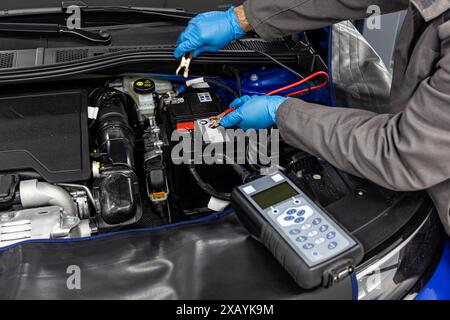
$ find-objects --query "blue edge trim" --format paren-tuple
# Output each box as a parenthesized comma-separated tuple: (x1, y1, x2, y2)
(0, 208, 234, 252)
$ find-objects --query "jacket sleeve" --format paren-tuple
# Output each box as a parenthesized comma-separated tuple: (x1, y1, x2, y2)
(243, 0, 408, 39)
(276, 23, 450, 192)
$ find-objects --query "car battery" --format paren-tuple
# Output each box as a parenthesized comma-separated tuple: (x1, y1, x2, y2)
(166, 89, 235, 155)
(167, 89, 226, 131)
(164, 89, 242, 216)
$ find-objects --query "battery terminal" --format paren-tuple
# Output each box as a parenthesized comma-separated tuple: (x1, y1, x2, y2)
(208, 107, 236, 129)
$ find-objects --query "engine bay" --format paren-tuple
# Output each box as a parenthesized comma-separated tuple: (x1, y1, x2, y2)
(0, 58, 432, 260)
(0, 62, 333, 244)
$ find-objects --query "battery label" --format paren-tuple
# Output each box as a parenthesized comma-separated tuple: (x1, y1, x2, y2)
(197, 92, 213, 103)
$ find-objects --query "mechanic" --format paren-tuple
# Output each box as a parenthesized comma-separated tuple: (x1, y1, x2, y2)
(174, 0, 450, 235)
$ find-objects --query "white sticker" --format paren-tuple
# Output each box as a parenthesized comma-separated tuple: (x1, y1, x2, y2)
(197, 92, 212, 103)
(271, 173, 284, 182)
(243, 185, 256, 194)
(185, 77, 211, 89)
(207, 197, 230, 212)
(87, 106, 99, 119)
(191, 82, 211, 89)
(186, 77, 205, 86)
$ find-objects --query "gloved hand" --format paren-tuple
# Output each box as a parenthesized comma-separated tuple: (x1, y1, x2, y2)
(174, 7, 247, 59)
(220, 95, 287, 130)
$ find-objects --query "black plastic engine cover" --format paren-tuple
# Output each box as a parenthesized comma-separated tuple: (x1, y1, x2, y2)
(0, 90, 90, 182)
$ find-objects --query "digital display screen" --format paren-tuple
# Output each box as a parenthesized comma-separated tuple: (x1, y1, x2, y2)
(251, 182, 299, 209)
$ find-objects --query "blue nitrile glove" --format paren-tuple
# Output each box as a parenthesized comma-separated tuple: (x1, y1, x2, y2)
(174, 6, 247, 58)
(220, 95, 287, 130)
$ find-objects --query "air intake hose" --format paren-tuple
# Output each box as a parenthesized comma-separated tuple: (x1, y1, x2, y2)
(94, 91, 135, 169)
(19, 179, 77, 216)
(92, 90, 142, 229)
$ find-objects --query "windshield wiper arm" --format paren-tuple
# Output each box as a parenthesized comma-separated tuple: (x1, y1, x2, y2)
(82, 6, 192, 19)
(0, 2, 193, 21)
(0, 2, 193, 44)
(0, 22, 111, 44)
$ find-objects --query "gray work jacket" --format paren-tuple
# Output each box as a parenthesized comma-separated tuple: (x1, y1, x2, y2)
(243, 0, 450, 234)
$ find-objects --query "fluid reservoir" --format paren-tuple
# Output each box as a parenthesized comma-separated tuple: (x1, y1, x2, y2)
(122, 77, 173, 122)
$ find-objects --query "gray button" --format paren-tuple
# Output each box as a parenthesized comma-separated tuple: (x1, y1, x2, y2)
(289, 228, 301, 235)
(326, 231, 336, 239)
(303, 243, 314, 250)
(328, 241, 338, 250)
(319, 225, 329, 232)
(296, 236, 307, 243)
(312, 218, 322, 225)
